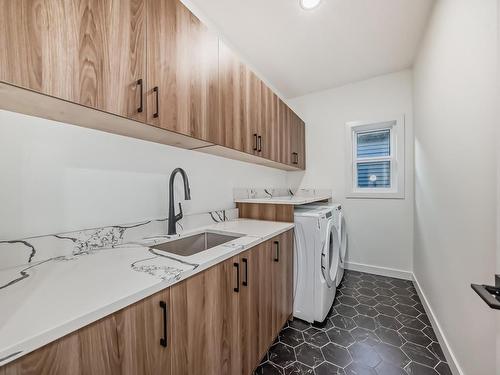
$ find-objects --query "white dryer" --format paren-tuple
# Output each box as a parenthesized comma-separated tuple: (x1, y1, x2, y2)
(293, 206, 340, 323)
(306, 203, 347, 286)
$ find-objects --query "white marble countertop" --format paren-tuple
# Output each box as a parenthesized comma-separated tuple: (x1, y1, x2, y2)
(0, 219, 294, 366)
(234, 194, 331, 205)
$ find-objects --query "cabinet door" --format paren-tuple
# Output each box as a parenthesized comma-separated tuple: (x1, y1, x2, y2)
(2, 315, 121, 375)
(0, 0, 146, 122)
(260, 84, 279, 161)
(297, 119, 306, 169)
(170, 257, 240, 375)
(116, 289, 170, 375)
(239, 246, 263, 374)
(147, 0, 219, 142)
(257, 240, 275, 360)
(271, 230, 294, 337)
(278, 99, 292, 165)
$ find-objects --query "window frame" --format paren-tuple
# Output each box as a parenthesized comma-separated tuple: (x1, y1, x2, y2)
(345, 116, 405, 199)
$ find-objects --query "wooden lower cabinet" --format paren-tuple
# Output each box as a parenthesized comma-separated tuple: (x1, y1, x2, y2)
(1, 230, 293, 375)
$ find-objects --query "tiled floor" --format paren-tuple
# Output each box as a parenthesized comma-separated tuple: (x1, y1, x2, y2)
(255, 270, 452, 375)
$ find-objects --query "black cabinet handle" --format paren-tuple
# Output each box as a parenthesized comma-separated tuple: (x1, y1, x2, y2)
(258, 135, 262, 152)
(234, 262, 240, 292)
(253, 133, 258, 151)
(292, 152, 298, 165)
(242, 258, 248, 286)
(137, 79, 143, 113)
(153, 86, 159, 118)
(159, 301, 167, 347)
(274, 241, 280, 262)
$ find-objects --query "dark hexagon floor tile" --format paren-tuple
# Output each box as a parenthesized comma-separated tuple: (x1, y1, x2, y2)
(427, 342, 445, 362)
(399, 327, 432, 347)
(342, 287, 361, 297)
(279, 327, 305, 348)
(342, 279, 361, 288)
(396, 314, 426, 330)
(375, 314, 403, 330)
(336, 303, 359, 318)
(327, 327, 356, 347)
(331, 314, 357, 330)
(375, 326, 405, 347)
(373, 295, 397, 306)
(314, 361, 345, 375)
(289, 319, 311, 332)
(254, 361, 283, 375)
(418, 314, 431, 327)
(356, 295, 379, 307)
(410, 294, 421, 303)
(358, 288, 377, 297)
(374, 304, 399, 317)
(413, 303, 426, 314)
(303, 327, 329, 347)
(355, 304, 378, 317)
(284, 362, 314, 375)
(421, 326, 437, 341)
(351, 327, 381, 346)
(392, 287, 412, 296)
(405, 361, 438, 375)
(375, 287, 395, 297)
(374, 342, 410, 367)
(344, 362, 377, 375)
(374, 360, 407, 375)
(321, 342, 352, 367)
(401, 342, 439, 368)
(295, 342, 324, 368)
(353, 315, 376, 331)
(390, 278, 412, 288)
(348, 342, 382, 368)
(358, 281, 377, 289)
(392, 295, 417, 306)
(374, 281, 394, 289)
(269, 342, 297, 368)
(395, 304, 420, 317)
(339, 295, 359, 306)
(435, 362, 452, 375)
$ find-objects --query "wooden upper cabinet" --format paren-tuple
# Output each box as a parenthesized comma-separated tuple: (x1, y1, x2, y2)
(0, 0, 147, 122)
(218, 41, 261, 155)
(278, 99, 291, 165)
(116, 288, 171, 375)
(146, 0, 219, 142)
(260, 83, 279, 161)
(289, 110, 306, 169)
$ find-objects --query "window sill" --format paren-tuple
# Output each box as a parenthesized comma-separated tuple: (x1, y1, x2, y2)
(346, 191, 405, 200)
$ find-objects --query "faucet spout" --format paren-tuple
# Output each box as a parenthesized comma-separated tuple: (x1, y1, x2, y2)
(168, 168, 191, 235)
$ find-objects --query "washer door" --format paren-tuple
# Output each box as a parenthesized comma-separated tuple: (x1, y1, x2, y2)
(321, 219, 340, 288)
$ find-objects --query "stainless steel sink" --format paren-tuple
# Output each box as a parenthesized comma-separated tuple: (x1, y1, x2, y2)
(151, 231, 242, 257)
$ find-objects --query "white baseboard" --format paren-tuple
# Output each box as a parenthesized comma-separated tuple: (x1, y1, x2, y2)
(412, 274, 463, 375)
(345, 261, 413, 280)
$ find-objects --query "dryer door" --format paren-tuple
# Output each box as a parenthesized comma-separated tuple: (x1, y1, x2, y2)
(321, 219, 340, 288)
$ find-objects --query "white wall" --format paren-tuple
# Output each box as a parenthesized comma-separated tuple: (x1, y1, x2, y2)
(413, 0, 497, 374)
(287, 70, 414, 278)
(0, 110, 287, 240)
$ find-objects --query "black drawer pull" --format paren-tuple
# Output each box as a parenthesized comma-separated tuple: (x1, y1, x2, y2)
(159, 301, 167, 347)
(274, 241, 280, 262)
(257, 135, 262, 152)
(137, 79, 143, 113)
(253, 133, 258, 151)
(242, 258, 248, 286)
(153, 86, 159, 118)
(234, 262, 240, 292)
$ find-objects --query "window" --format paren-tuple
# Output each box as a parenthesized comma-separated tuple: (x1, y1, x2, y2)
(346, 117, 405, 199)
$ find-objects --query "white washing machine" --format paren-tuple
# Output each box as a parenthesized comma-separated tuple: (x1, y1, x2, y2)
(306, 203, 347, 286)
(293, 206, 340, 323)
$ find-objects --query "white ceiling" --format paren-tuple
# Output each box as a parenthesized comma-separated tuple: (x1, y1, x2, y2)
(186, 0, 435, 98)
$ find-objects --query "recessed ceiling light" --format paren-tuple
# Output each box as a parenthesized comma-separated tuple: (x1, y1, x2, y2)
(299, 0, 322, 10)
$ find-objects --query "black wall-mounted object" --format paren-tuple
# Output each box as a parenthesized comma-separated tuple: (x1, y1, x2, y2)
(471, 274, 500, 310)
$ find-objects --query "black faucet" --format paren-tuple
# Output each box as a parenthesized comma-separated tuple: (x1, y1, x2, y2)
(168, 168, 191, 235)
